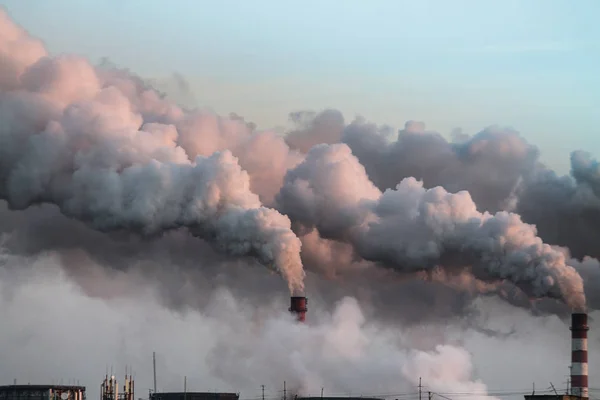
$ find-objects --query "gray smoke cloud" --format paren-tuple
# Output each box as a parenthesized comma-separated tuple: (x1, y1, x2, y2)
(0, 9, 304, 295)
(0, 200, 504, 327)
(0, 245, 591, 399)
(278, 109, 600, 313)
(3, 7, 600, 398)
(342, 120, 538, 213)
(514, 151, 600, 262)
(276, 143, 585, 311)
(1, 4, 600, 327)
(283, 112, 537, 213)
(285, 110, 345, 154)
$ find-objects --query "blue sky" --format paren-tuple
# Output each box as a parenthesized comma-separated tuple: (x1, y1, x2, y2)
(2, 0, 600, 173)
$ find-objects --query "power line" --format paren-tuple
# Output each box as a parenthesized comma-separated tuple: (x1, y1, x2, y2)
(429, 392, 453, 400)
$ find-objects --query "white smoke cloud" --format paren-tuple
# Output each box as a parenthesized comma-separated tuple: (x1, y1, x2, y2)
(0, 245, 578, 400)
(514, 151, 600, 264)
(1, 6, 597, 312)
(0, 8, 305, 295)
(3, 8, 600, 400)
(0, 8, 47, 91)
(277, 144, 585, 310)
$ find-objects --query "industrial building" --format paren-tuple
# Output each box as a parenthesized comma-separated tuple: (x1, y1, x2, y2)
(100, 374, 134, 400)
(296, 397, 383, 400)
(149, 393, 239, 400)
(524, 396, 587, 400)
(0, 385, 85, 400)
(0, 309, 590, 400)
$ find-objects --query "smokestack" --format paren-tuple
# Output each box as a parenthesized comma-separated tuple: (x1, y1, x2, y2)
(289, 296, 308, 322)
(570, 313, 589, 398)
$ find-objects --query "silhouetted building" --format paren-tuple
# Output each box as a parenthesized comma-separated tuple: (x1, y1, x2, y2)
(297, 397, 383, 400)
(0, 385, 85, 400)
(525, 395, 586, 400)
(150, 393, 239, 400)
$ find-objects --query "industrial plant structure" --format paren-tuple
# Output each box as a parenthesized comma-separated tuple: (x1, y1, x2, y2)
(150, 393, 239, 400)
(525, 395, 587, 400)
(0, 310, 590, 400)
(0, 385, 85, 400)
(100, 374, 134, 400)
(296, 397, 382, 400)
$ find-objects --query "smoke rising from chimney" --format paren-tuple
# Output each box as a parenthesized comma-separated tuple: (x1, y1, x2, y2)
(2, 8, 600, 314)
(0, 9, 305, 296)
(276, 144, 586, 311)
(4, 8, 600, 397)
(0, 249, 530, 399)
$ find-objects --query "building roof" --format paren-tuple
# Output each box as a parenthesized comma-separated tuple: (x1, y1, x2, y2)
(152, 393, 238, 396)
(297, 397, 384, 400)
(151, 393, 239, 399)
(0, 385, 85, 391)
(524, 395, 586, 400)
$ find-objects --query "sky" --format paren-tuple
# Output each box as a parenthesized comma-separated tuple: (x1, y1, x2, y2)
(2, 0, 600, 172)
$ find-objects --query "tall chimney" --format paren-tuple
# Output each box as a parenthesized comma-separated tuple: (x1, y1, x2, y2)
(571, 313, 589, 398)
(289, 296, 307, 322)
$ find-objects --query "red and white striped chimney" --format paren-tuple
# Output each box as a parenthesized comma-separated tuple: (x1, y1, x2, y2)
(571, 313, 589, 398)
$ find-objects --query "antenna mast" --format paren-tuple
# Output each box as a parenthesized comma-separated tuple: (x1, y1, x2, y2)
(153, 352, 157, 395)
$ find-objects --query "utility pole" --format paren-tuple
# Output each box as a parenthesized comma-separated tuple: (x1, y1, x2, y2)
(283, 381, 286, 400)
(184, 376, 187, 400)
(320, 388, 324, 399)
(261, 385, 265, 400)
(419, 377, 422, 400)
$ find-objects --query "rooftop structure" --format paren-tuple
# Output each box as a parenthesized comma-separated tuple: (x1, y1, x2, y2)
(150, 392, 239, 400)
(0, 385, 86, 400)
(101, 374, 134, 400)
(524, 395, 585, 400)
(296, 397, 383, 400)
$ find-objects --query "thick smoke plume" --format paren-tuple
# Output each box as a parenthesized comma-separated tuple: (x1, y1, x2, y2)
(285, 115, 538, 213)
(0, 9, 304, 295)
(4, 6, 600, 398)
(276, 144, 585, 310)
(0, 246, 590, 399)
(514, 151, 600, 262)
(280, 110, 600, 312)
(0, 200, 523, 327)
(2, 7, 600, 316)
